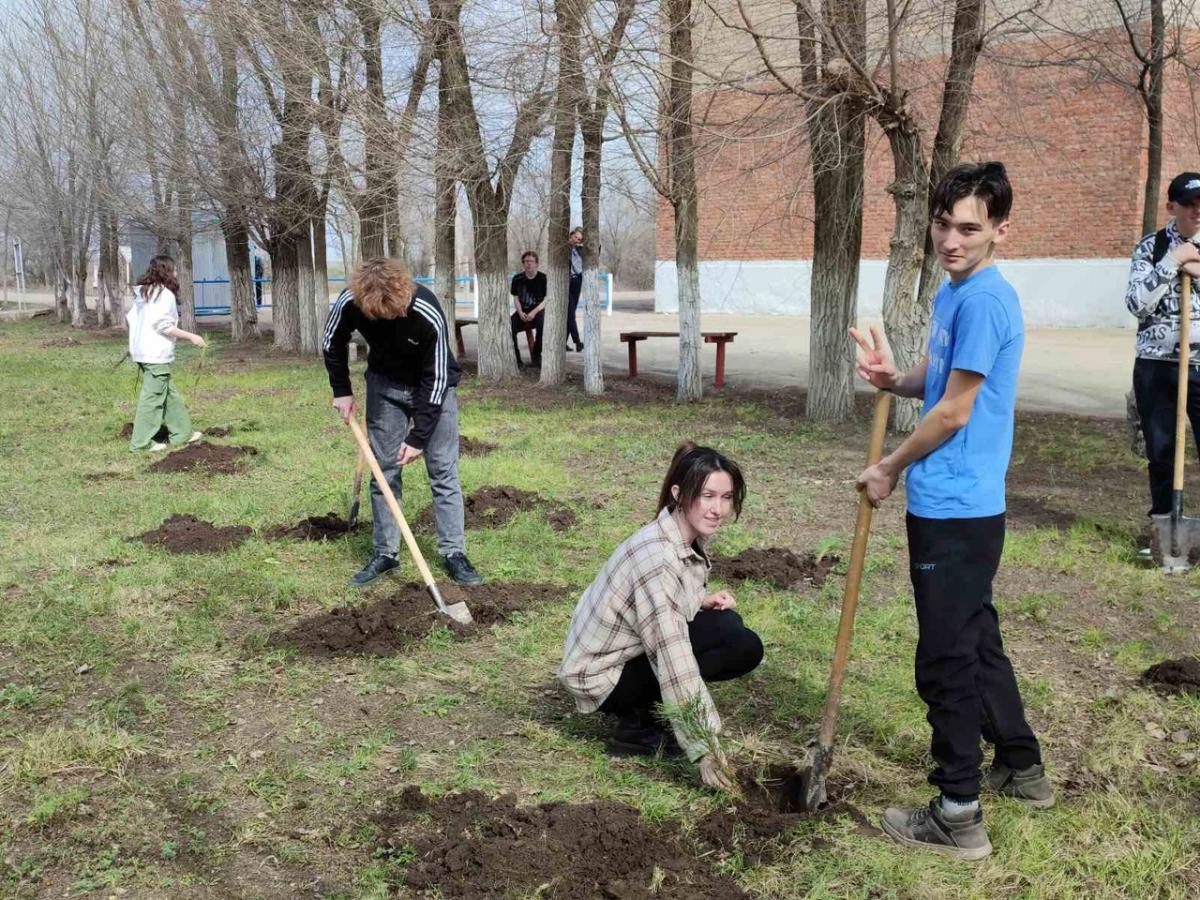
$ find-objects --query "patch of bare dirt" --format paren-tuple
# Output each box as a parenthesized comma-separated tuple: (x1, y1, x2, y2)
(711, 548, 839, 590)
(134, 514, 252, 554)
(418, 485, 576, 532)
(147, 442, 257, 475)
(42, 337, 81, 348)
(546, 507, 577, 531)
(459, 435, 497, 456)
(372, 786, 747, 899)
(695, 765, 879, 865)
(267, 582, 563, 657)
(1143, 657, 1200, 695)
(264, 514, 358, 541)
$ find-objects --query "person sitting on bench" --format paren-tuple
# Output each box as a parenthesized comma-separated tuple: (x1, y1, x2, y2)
(559, 442, 763, 790)
(510, 250, 546, 368)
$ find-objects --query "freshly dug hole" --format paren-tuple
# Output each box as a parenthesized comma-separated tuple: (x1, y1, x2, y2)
(265, 514, 358, 541)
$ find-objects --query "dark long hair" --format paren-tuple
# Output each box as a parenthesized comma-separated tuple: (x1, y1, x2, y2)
(135, 254, 180, 302)
(656, 442, 746, 519)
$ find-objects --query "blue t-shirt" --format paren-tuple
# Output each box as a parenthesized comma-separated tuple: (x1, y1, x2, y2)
(906, 265, 1024, 519)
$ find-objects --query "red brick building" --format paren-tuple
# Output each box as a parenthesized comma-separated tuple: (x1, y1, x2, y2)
(655, 24, 1200, 326)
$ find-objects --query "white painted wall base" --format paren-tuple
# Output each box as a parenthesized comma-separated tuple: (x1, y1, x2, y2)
(654, 258, 1135, 328)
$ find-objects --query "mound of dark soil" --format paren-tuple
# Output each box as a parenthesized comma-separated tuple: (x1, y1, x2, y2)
(694, 765, 877, 865)
(265, 514, 357, 541)
(268, 582, 562, 657)
(711, 548, 839, 590)
(134, 514, 252, 554)
(418, 486, 579, 532)
(1142, 657, 1200, 695)
(147, 442, 257, 475)
(119, 422, 170, 442)
(373, 786, 746, 899)
(546, 507, 577, 531)
(459, 435, 497, 456)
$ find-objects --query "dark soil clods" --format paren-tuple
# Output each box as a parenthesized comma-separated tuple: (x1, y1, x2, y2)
(133, 514, 252, 554)
(147, 442, 257, 475)
(1142, 657, 1200, 695)
(418, 485, 577, 532)
(711, 548, 839, 590)
(265, 514, 358, 541)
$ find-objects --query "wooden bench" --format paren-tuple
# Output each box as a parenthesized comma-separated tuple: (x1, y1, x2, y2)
(619, 331, 738, 388)
(455, 317, 535, 357)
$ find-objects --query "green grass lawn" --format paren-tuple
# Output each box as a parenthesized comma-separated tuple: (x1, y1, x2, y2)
(1, 318, 1197, 899)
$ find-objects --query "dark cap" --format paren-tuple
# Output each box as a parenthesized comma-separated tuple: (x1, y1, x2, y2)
(1168, 172, 1200, 203)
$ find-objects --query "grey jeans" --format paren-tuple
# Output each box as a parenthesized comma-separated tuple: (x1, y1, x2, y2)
(365, 371, 466, 559)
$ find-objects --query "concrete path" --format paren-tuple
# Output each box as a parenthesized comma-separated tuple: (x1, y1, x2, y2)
(551, 308, 1134, 418)
(10, 288, 1136, 417)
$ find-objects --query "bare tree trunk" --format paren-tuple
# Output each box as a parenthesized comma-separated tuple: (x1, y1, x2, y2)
(176, 191, 197, 335)
(72, 235, 89, 327)
(1, 209, 9, 307)
(473, 203, 519, 378)
(880, 121, 928, 430)
(97, 207, 115, 328)
(296, 220, 319, 355)
(433, 0, 547, 381)
(224, 217, 258, 341)
(806, 117, 864, 422)
(581, 115, 605, 396)
(434, 76, 458, 345)
(1142, 0, 1166, 235)
(916, 0, 985, 315)
(666, 0, 702, 402)
(541, 0, 582, 386)
(270, 235, 301, 352)
(313, 210, 329, 321)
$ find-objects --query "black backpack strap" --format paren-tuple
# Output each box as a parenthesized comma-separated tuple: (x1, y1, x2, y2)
(1152, 228, 1171, 265)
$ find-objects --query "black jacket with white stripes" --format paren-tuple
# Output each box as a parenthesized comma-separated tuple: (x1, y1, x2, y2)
(322, 284, 461, 451)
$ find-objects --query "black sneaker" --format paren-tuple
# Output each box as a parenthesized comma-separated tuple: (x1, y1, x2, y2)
(606, 715, 683, 759)
(575, 343, 584, 352)
(351, 554, 399, 587)
(442, 552, 483, 585)
(984, 762, 1055, 809)
(880, 799, 993, 861)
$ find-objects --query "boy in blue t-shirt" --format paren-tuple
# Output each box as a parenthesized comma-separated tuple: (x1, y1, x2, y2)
(852, 163, 1051, 861)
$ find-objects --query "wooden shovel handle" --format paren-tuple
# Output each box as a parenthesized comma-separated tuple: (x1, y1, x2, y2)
(817, 390, 892, 748)
(346, 417, 438, 590)
(1175, 273, 1192, 494)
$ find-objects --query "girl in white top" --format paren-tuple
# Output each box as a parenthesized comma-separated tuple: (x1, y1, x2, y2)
(126, 254, 206, 451)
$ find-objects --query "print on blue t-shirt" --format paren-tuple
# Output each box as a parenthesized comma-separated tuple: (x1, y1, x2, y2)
(906, 265, 1024, 519)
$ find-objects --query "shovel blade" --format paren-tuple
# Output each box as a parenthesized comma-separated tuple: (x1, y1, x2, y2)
(444, 602, 473, 626)
(1150, 513, 1200, 573)
(801, 745, 831, 812)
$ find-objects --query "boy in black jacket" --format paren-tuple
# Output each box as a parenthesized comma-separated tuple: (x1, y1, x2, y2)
(324, 258, 483, 587)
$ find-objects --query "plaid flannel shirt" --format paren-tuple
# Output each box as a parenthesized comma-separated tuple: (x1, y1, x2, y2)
(558, 507, 719, 762)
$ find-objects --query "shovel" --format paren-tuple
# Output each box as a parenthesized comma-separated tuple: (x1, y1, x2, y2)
(1151, 272, 1200, 573)
(345, 417, 474, 625)
(801, 389, 892, 812)
(348, 445, 366, 529)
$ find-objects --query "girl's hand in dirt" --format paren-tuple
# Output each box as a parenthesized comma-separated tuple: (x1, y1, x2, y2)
(849, 326, 898, 391)
(702, 590, 736, 610)
(699, 752, 735, 791)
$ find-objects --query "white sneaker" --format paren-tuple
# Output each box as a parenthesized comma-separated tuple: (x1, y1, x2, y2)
(186, 431, 203, 444)
(149, 441, 169, 452)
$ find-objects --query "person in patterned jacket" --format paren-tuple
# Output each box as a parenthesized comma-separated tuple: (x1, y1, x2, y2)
(1126, 171, 1200, 522)
(558, 443, 763, 790)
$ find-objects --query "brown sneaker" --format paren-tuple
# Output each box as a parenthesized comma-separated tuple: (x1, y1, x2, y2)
(984, 762, 1055, 809)
(880, 799, 993, 861)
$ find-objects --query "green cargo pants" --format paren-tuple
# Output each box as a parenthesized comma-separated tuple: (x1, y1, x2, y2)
(130, 363, 193, 450)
